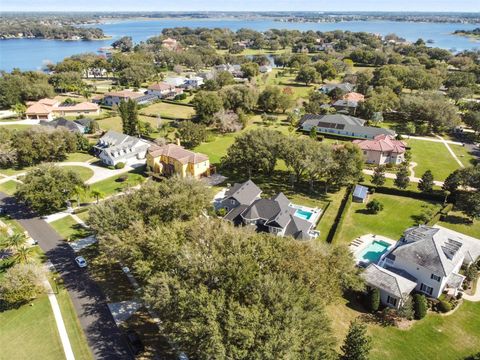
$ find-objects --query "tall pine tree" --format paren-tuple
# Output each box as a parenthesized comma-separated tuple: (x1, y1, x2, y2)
(119, 99, 139, 136)
(341, 320, 372, 360)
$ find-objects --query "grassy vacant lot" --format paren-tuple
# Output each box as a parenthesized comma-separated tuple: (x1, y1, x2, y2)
(61, 166, 94, 182)
(406, 139, 462, 181)
(141, 102, 195, 119)
(438, 210, 480, 238)
(335, 192, 441, 244)
(49, 215, 92, 241)
(65, 152, 95, 163)
(0, 180, 18, 195)
(263, 69, 316, 100)
(194, 134, 236, 165)
(0, 296, 65, 360)
(88, 170, 147, 200)
(97, 115, 163, 133)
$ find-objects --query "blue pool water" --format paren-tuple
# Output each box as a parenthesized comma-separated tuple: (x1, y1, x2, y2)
(358, 240, 390, 264)
(295, 209, 313, 221)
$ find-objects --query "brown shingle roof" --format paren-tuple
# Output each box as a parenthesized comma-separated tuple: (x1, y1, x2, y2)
(148, 144, 208, 165)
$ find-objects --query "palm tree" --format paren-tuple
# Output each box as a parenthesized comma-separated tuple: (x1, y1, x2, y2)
(1, 233, 27, 251)
(90, 189, 104, 204)
(13, 246, 35, 264)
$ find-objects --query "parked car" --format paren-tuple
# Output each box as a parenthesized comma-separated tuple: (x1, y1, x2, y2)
(126, 330, 144, 355)
(75, 256, 87, 268)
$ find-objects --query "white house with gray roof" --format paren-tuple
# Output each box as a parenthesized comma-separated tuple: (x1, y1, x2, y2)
(94, 131, 150, 166)
(220, 180, 321, 240)
(300, 114, 396, 140)
(363, 225, 480, 308)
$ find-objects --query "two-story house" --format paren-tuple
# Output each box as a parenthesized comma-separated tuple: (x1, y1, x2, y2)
(93, 131, 150, 166)
(363, 225, 480, 308)
(220, 180, 321, 240)
(353, 134, 406, 165)
(146, 143, 210, 179)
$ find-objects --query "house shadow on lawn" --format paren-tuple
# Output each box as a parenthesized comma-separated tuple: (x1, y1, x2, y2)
(441, 214, 473, 226)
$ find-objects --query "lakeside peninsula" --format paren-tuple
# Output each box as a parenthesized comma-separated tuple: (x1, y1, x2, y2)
(453, 28, 480, 40)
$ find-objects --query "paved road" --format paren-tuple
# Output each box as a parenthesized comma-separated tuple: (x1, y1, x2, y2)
(0, 192, 134, 360)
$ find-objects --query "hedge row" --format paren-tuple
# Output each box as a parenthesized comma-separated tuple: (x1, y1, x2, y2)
(371, 185, 445, 202)
(161, 99, 195, 107)
(327, 185, 354, 243)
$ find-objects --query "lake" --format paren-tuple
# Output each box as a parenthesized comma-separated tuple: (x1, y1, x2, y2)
(1, 18, 479, 72)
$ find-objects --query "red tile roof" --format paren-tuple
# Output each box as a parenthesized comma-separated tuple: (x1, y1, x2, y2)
(343, 92, 365, 102)
(353, 134, 406, 154)
(148, 144, 209, 165)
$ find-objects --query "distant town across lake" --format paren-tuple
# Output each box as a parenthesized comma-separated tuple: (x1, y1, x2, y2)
(1, 17, 479, 72)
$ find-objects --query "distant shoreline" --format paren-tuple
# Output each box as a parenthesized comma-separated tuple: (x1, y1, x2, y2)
(0, 36, 112, 41)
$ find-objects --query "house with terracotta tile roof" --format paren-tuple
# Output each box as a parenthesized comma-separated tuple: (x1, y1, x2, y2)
(26, 98, 100, 120)
(146, 143, 210, 179)
(146, 82, 183, 98)
(353, 134, 406, 165)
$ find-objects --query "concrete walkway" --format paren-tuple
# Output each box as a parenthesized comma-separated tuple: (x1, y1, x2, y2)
(44, 279, 75, 360)
(404, 135, 463, 146)
(435, 135, 465, 168)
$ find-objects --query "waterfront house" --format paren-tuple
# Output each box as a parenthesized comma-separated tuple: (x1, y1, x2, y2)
(220, 180, 321, 240)
(146, 143, 210, 179)
(93, 130, 150, 166)
(353, 134, 406, 165)
(26, 98, 100, 120)
(362, 225, 480, 308)
(299, 114, 396, 139)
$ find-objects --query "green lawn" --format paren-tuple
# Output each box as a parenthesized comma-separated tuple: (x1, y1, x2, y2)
(97, 115, 163, 132)
(88, 171, 147, 199)
(406, 139, 463, 181)
(0, 296, 65, 360)
(0, 124, 35, 131)
(369, 301, 480, 360)
(335, 192, 441, 244)
(327, 297, 480, 360)
(75, 210, 90, 224)
(61, 166, 94, 182)
(141, 102, 195, 119)
(437, 210, 480, 239)
(0, 180, 18, 195)
(450, 144, 478, 168)
(49, 215, 92, 241)
(65, 152, 95, 163)
(194, 134, 236, 165)
(316, 187, 348, 242)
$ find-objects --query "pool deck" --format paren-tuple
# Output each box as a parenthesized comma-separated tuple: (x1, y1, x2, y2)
(349, 234, 397, 266)
(290, 203, 322, 224)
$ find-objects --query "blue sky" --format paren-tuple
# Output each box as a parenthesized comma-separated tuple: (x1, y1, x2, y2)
(2, 0, 480, 12)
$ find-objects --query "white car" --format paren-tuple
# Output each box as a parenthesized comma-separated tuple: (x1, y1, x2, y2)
(75, 256, 87, 268)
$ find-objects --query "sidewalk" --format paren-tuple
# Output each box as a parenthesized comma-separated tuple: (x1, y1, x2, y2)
(44, 278, 75, 360)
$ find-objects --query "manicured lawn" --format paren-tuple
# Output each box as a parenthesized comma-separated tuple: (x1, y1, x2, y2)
(97, 115, 163, 132)
(0, 296, 65, 360)
(75, 210, 90, 224)
(0, 180, 18, 195)
(65, 152, 95, 163)
(450, 144, 478, 168)
(406, 139, 462, 181)
(61, 166, 94, 182)
(141, 102, 195, 119)
(316, 187, 348, 242)
(335, 192, 441, 244)
(49, 215, 92, 241)
(369, 301, 480, 360)
(194, 135, 236, 165)
(327, 298, 480, 359)
(437, 210, 480, 239)
(88, 171, 147, 199)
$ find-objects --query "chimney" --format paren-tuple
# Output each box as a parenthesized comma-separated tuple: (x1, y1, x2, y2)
(176, 138, 181, 146)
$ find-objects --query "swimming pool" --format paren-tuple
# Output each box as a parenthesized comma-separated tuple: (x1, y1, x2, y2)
(358, 240, 391, 264)
(295, 209, 314, 221)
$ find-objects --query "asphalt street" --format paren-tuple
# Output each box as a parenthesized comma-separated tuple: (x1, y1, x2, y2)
(0, 192, 134, 360)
